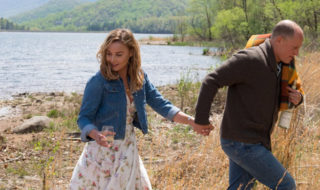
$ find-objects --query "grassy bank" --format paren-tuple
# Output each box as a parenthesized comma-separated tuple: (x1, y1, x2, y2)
(139, 35, 224, 48)
(142, 52, 320, 189)
(0, 53, 319, 189)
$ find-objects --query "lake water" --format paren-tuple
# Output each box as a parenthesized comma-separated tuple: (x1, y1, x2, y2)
(0, 32, 221, 99)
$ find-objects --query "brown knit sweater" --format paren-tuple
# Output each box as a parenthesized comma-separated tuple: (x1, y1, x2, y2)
(195, 39, 281, 150)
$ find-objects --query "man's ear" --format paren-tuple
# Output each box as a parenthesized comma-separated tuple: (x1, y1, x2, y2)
(276, 35, 286, 45)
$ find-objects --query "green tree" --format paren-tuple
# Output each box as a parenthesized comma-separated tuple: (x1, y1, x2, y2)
(246, 0, 274, 35)
(180, 0, 319, 48)
(0, 17, 28, 30)
(212, 7, 248, 47)
(174, 15, 189, 41)
(281, 0, 320, 39)
(187, 0, 218, 40)
(23, 0, 188, 33)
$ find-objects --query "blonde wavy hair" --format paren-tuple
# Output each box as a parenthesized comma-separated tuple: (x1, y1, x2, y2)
(97, 28, 144, 92)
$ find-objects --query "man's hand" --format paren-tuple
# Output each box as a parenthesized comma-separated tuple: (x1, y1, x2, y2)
(190, 121, 214, 136)
(287, 86, 302, 105)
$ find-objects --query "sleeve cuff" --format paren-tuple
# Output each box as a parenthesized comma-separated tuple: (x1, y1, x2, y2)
(194, 112, 210, 125)
(167, 106, 180, 121)
(81, 124, 98, 142)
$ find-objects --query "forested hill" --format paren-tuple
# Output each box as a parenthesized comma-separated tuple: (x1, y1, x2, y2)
(19, 0, 188, 33)
(10, 0, 97, 23)
(0, 17, 29, 30)
(0, 0, 50, 18)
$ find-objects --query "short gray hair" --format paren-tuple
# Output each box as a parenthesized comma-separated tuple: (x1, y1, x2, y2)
(271, 20, 300, 39)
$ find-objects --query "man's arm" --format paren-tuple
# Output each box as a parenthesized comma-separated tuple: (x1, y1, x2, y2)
(195, 52, 248, 125)
(194, 72, 220, 125)
(195, 51, 250, 125)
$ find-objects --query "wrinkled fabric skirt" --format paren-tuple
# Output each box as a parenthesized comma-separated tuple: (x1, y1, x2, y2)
(70, 125, 152, 190)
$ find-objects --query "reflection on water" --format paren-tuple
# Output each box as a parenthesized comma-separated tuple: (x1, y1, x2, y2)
(0, 32, 221, 99)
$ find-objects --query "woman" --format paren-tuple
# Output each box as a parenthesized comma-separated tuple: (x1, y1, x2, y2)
(69, 29, 212, 189)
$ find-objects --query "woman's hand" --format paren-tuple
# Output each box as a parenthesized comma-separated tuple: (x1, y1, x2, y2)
(88, 129, 114, 148)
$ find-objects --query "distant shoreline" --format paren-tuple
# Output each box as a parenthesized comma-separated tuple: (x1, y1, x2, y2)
(0, 30, 173, 35)
(0, 30, 222, 48)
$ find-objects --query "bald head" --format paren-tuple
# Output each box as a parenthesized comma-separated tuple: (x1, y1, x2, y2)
(271, 20, 304, 40)
(270, 20, 304, 63)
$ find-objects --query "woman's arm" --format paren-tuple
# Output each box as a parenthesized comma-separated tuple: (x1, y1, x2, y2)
(144, 73, 213, 135)
(77, 74, 103, 142)
(144, 73, 180, 121)
(172, 111, 193, 125)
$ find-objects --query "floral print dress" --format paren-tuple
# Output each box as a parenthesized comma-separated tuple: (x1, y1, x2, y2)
(70, 95, 152, 190)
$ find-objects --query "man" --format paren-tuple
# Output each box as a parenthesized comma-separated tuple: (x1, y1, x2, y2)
(194, 20, 304, 190)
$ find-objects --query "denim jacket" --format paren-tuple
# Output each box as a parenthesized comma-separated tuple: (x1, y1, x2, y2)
(78, 71, 180, 142)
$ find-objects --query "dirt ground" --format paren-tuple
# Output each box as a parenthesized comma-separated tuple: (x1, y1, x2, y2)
(0, 92, 85, 189)
(0, 86, 227, 189)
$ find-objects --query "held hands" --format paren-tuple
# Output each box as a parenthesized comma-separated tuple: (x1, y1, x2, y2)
(173, 112, 214, 136)
(287, 86, 302, 105)
(189, 119, 214, 136)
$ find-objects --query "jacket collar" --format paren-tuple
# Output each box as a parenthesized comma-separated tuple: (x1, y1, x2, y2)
(259, 38, 278, 74)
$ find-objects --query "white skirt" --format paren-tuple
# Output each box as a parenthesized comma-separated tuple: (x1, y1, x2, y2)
(69, 124, 152, 190)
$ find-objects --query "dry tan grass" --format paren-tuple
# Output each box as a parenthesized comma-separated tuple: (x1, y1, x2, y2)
(139, 52, 320, 190)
